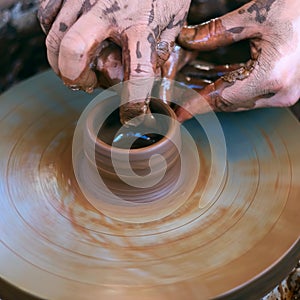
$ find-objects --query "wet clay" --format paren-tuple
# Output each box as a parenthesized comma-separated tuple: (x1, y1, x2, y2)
(1, 71, 300, 300)
(85, 97, 183, 204)
(98, 100, 167, 149)
(2, 1, 300, 299)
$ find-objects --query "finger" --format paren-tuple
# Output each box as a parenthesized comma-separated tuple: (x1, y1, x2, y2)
(157, 9, 196, 104)
(175, 77, 250, 123)
(122, 25, 157, 83)
(253, 89, 299, 109)
(176, 60, 257, 122)
(175, 83, 217, 123)
(58, 12, 110, 92)
(37, 0, 63, 34)
(157, 2, 190, 68)
(119, 26, 157, 124)
(173, 61, 247, 112)
(217, 59, 299, 110)
(175, 57, 283, 122)
(178, 1, 261, 51)
(46, 0, 83, 74)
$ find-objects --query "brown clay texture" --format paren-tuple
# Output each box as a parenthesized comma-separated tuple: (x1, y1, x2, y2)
(0, 70, 299, 299)
(0, 0, 299, 299)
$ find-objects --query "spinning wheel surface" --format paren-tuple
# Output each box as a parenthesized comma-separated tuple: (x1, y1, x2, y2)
(0, 71, 299, 300)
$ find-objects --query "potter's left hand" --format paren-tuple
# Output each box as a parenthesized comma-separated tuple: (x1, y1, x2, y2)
(37, 0, 191, 123)
(176, 0, 300, 122)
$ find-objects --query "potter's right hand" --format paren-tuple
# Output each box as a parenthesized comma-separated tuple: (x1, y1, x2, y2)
(37, 0, 191, 124)
(176, 0, 300, 122)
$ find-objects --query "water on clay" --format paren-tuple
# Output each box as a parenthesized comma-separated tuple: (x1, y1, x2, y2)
(1, 69, 300, 300)
(98, 104, 168, 149)
(113, 131, 163, 149)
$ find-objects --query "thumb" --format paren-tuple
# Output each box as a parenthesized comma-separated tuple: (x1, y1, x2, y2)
(178, 1, 260, 51)
(120, 26, 157, 125)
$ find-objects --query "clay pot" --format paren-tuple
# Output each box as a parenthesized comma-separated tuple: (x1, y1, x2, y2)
(84, 97, 182, 203)
(72, 94, 200, 223)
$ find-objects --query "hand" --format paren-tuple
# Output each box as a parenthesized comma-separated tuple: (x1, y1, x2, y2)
(176, 0, 300, 122)
(38, 0, 191, 124)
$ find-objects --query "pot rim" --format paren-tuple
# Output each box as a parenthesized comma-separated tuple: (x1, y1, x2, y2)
(86, 97, 180, 156)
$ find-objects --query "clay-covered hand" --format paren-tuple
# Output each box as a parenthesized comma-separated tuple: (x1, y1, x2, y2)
(37, 0, 191, 124)
(176, 0, 300, 122)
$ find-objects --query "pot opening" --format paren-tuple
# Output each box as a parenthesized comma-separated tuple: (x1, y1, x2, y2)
(98, 99, 171, 149)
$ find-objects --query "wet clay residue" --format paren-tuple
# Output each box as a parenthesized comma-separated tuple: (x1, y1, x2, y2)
(98, 101, 166, 149)
(1, 1, 300, 299)
(91, 98, 182, 203)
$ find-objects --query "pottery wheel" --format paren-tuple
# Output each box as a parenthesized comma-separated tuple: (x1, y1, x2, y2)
(0, 71, 299, 300)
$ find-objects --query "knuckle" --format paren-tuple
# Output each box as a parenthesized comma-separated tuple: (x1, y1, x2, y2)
(36, 8, 43, 24)
(157, 43, 171, 66)
(37, 0, 63, 33)
(37, 9, 52, 33)
(268, 79, 284, 93)
(130, 63, 154, 78)
(45, 31, 60, 54)
(263, 79, 296, 106)
(279, 94, 298, 107)
(264, 79, 298, 107)
(60, 34, 87, 60)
